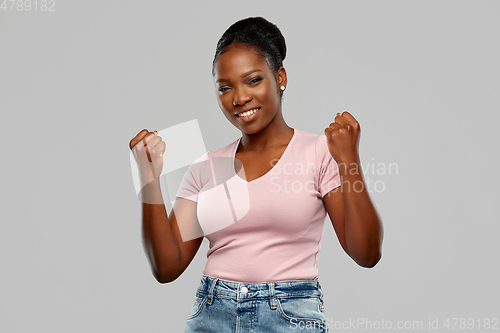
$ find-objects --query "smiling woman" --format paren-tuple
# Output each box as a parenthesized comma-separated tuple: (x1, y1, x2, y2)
(214, 46, 286, 134)
(128, 16, 383, 333)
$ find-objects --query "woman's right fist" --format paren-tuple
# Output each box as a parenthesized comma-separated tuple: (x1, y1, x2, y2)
(129, 129, 166, 187)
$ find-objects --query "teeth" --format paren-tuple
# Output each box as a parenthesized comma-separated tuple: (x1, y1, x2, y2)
(238, 108, 259, 117)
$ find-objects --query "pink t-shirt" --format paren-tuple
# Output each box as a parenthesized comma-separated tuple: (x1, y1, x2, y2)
(175, 128, 341, 283)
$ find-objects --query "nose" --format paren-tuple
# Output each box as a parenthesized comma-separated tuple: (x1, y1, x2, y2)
(232, 87, 252, 106)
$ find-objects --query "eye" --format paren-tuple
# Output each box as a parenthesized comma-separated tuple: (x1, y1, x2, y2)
(249, 77, 263, 85)
(218, 87, 230, 94)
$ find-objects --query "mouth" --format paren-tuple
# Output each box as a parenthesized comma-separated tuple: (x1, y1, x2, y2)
(235, 107, 260, 120)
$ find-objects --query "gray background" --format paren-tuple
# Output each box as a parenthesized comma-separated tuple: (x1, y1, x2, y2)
(1, 0, 499, 332)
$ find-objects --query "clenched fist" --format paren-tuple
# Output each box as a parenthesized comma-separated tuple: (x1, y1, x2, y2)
(324, 111, 361, 164)
(129, 129, 166, 188)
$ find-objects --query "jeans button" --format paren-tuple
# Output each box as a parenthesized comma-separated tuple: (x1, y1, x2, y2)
(241, 286, 248, 294)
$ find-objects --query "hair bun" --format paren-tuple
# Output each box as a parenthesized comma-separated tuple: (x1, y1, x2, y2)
(221, 17, 286, 62)
(213, 17, 287, 75)
(241, 17, 286, 62)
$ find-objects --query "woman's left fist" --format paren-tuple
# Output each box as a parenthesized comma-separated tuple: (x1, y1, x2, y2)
(324, 111, 361, 164)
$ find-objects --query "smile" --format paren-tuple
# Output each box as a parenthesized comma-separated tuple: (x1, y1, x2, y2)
(236, 107, 260, 118)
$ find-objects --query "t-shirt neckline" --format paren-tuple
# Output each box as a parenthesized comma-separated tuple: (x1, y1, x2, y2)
(232, 128, 298, 184)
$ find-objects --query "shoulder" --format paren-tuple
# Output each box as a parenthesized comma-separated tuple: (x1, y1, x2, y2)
(294, 128, 326, 142)
(206, 137, 240, 158)
(186, 137, 239, 173)
(188, 137, 239, 172)
(293, 128, 329, 154)
(183, 137, 240, 185)
(292, 129, 334, 171)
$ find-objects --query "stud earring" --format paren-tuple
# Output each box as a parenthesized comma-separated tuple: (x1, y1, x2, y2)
(280, 85, 285, 90)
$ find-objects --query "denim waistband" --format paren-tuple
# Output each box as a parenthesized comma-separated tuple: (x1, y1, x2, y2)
(197, 275, 324, 307)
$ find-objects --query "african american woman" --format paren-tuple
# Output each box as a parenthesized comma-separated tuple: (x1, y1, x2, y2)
(129, 16, 383, 333)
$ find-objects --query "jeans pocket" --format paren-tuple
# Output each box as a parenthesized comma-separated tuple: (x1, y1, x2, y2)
(277, 296, 326, 327)
(186, 291, 207, 320)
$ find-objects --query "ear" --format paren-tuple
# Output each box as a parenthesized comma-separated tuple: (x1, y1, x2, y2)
(277, 66, 287, 88)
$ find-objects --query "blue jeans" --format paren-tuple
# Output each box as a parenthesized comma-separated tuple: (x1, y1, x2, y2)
(184, 274, 329, 332)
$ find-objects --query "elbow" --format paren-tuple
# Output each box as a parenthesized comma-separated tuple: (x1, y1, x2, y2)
(155, 276, 174, 284)
(155, 274, 178, 284)
(149, 254, 186, 283)
(153, 269, 180, 284)
(358, 251, 382, 268)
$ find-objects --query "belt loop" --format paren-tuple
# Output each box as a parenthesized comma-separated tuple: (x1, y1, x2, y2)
(206, 277, 218, 305)
(317, 281, 324, 299)
(317, 281, 325, 311)
(268, 282, 277, 310)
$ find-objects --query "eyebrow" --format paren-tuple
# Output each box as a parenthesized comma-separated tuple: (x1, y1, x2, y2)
(216, 69, 262, 83)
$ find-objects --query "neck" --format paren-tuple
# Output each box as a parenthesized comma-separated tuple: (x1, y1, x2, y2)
(238, 111, 293, 153)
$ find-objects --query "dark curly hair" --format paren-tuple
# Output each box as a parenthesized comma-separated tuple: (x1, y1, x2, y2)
(212, 17, 287, 80)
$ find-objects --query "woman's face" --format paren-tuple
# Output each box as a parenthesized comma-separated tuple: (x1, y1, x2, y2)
(213, 44, 286, 135)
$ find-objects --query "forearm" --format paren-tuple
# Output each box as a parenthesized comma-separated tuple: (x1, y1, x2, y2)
(140, 179, 182, 282)
(338, 158, 384, 267)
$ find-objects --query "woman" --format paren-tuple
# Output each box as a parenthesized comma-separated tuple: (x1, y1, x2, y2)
(129, 17, 383, 333)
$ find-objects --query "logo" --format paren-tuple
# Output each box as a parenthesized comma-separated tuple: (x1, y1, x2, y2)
(130, 119, 250, 242)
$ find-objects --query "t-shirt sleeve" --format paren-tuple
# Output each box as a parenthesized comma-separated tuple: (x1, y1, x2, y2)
(175, 152, 210, 202)
(316, 135, 342, 198)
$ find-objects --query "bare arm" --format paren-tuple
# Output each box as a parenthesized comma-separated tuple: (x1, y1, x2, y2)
(130, 129, 204, 283)
(322, 161, 383, 268)
(323, 112, 384, 268)
(140, 178, 204, 283)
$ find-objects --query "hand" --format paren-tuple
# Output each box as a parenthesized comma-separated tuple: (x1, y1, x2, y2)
(129, 129, 166, 187)
(324, 111, 361, 164)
